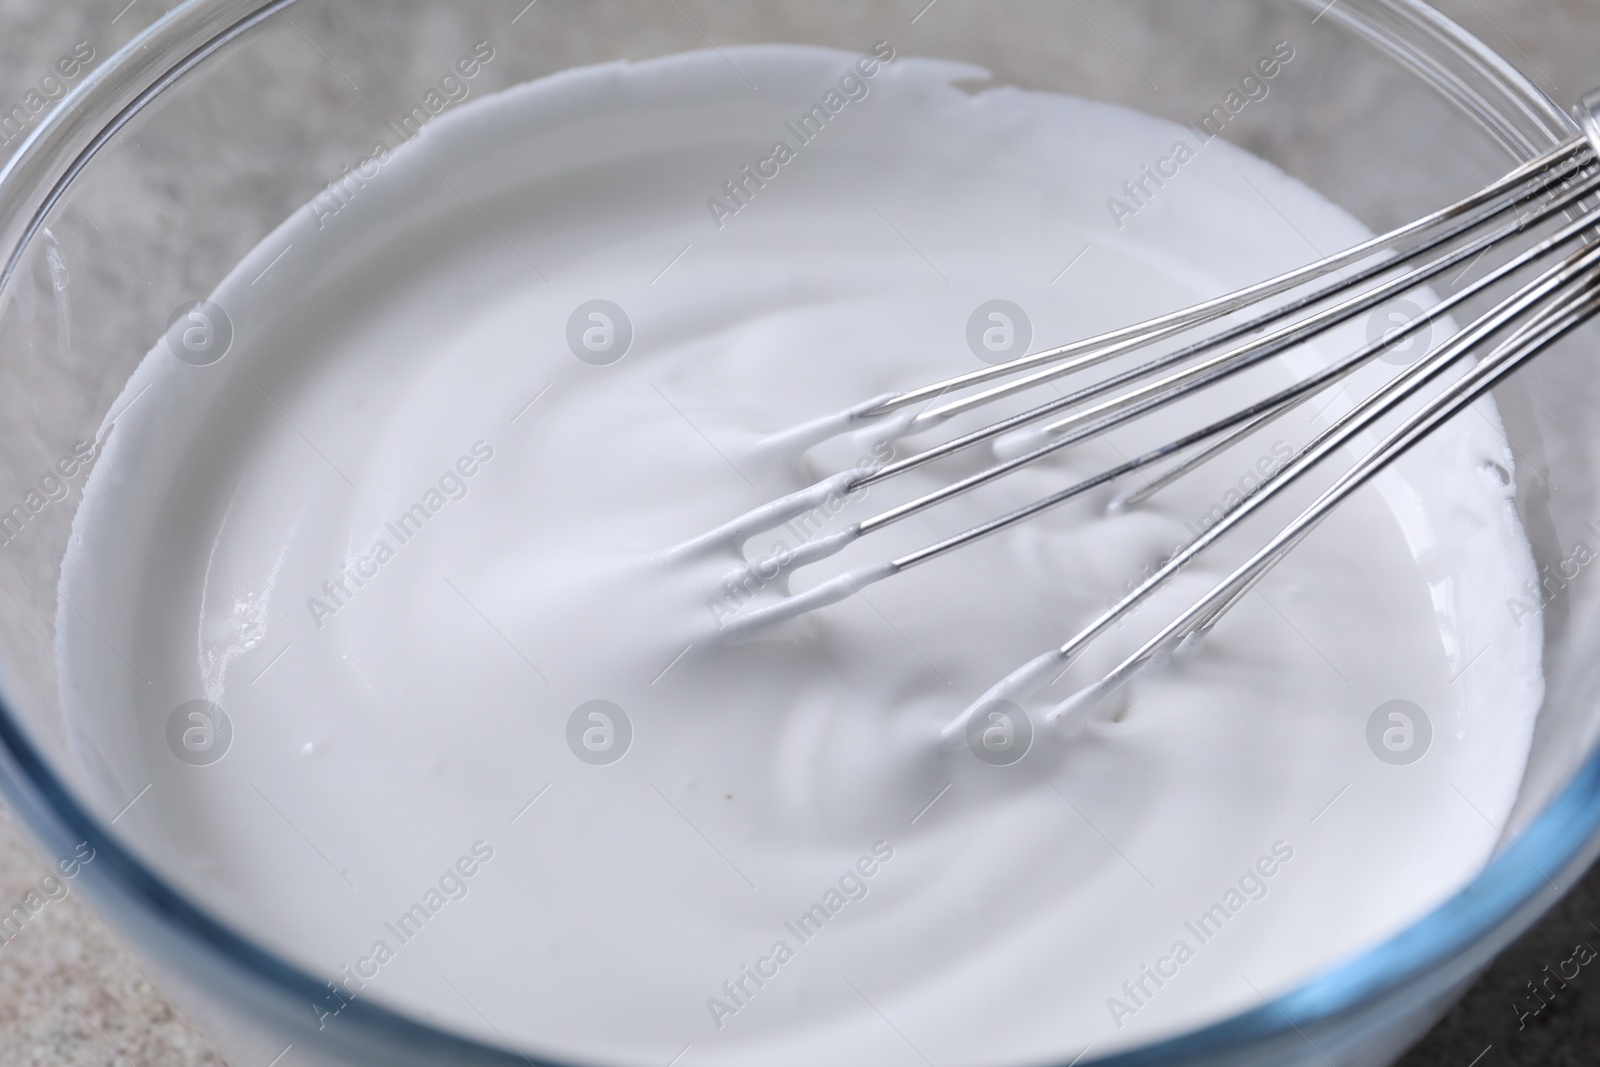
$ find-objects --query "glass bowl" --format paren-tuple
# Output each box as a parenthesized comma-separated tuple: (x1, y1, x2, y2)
(0, 1, 1596, 1064)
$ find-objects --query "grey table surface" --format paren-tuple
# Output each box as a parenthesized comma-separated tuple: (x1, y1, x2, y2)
(0, 1, 1597, 1065)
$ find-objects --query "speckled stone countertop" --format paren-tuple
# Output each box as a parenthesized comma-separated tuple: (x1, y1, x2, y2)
(0, 1, 1597, 1065)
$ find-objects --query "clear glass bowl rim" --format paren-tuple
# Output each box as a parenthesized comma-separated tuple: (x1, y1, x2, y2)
(0, 1, 1594, 1063)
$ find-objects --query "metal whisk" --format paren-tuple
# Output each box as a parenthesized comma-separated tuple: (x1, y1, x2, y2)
(676, 90, 1600, 736)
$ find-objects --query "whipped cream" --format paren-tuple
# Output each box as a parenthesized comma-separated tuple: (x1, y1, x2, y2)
(59, 45, 1542, 1065)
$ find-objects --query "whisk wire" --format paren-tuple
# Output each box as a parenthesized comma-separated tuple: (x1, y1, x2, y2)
(871, 137, 1593, 418)
(1038, 248, 1600, 729)
(698, 107, 1600, 730)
